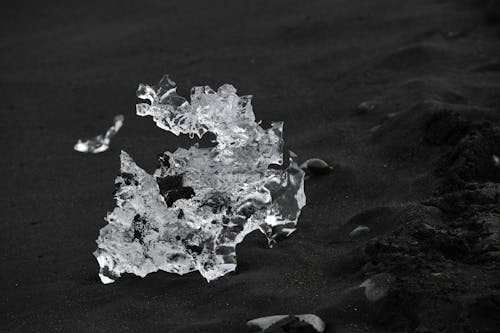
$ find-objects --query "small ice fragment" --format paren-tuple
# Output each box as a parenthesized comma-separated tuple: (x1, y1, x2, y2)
(247, 314, 325, 332)
(349, 225, 370, 238)
(98, 273, 115, 284)
(300, 158, 333, 175)
(94, 76, 306, 283)
(74, 115, 124, 153)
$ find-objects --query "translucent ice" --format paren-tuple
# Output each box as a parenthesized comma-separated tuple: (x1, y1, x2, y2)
(94, 76, 306, 283)
(74, 115, 124, 153)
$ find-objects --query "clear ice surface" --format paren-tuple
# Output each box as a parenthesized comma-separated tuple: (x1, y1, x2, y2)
(94, 75, 306, 283)
(74, 115, 124, 153)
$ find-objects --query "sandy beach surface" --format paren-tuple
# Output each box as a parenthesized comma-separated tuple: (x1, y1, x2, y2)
(1, 0, 499, 332)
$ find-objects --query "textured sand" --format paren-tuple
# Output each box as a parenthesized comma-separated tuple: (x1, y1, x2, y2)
(1, 0, 499, 332)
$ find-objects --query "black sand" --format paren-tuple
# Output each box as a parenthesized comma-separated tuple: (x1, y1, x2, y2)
(1, 1, 500, 332)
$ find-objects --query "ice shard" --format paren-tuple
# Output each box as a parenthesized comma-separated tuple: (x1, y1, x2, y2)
(94, 75, 306, 283)
(74, 114, 124, 153)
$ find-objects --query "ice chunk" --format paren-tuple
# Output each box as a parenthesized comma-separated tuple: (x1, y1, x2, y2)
(74, 115, 124, 153)
(94, 75, 306, 283)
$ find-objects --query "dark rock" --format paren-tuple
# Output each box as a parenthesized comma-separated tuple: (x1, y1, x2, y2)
(349, 225, 371, 238)
(300, 158, 333, 175)
(247, 314, 325, 333)
(356, 100, 380, 114)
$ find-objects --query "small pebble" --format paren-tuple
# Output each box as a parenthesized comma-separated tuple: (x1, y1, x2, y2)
(247, 314, 325, 332)
(369, 124, 382, 133)
(384, 112, 400, 120)
(493, 155, 499, 167)
(356, 100, 380, 114)
(359, 273, 393, 302)
(300, 158, 333, 175)
(349, 225, 370, 238)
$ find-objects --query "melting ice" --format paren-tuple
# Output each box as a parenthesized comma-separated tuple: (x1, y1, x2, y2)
(94, 75, 306, 283)
(74, 114, 124, 153)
